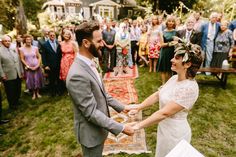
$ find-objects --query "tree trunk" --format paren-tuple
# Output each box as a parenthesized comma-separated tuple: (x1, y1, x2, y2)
(152, 0, 159, 14)
(15, 0, 27, 35)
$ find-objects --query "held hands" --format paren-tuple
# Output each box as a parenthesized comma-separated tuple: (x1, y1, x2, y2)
(122, 122, 136, 136)
(123, 104, 140, 113)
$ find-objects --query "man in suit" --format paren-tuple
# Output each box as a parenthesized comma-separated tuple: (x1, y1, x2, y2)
(0, 35, 23, 110)
(66, 21, 135, 157)
(41, 30, 62, 96)
(200, 12, 220, 75)
(175, 17, 202, 46)
(38, 28, 49, 54)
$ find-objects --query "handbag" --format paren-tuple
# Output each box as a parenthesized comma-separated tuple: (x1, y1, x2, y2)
(122, 48, 128, 55)
(141, 47, 146, 51)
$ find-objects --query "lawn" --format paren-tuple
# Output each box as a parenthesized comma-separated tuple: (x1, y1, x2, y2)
(0, 67, 235, 157)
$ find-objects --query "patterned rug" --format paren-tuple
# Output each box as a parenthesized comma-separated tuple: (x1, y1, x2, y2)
(103, 65, 139, 80)
(103, 79, 150, 155)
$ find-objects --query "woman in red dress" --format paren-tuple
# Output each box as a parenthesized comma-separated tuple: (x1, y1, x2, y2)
(59, 29, 78, 81)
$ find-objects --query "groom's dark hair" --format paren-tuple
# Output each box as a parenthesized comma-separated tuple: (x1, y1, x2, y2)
(75, 20, 100, 46)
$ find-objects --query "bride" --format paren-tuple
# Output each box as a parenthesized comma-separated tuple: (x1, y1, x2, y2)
(130, 43, 203, 157)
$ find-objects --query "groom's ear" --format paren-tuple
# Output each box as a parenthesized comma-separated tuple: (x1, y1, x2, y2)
(82, 39, 91, 49)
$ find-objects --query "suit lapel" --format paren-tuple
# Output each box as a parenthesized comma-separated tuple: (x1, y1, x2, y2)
(4, 47, 15, 61)
(77, 58, 106, 96)
(47, 40, 56, 53)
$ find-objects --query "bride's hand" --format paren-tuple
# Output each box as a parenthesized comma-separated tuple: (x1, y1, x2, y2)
(124, 104, 140, 113)
(132, 123, 141, 131)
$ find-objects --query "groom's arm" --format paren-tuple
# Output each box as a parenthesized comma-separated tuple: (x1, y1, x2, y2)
(67, 74, 124, 135)
(106, 93, 125, 113)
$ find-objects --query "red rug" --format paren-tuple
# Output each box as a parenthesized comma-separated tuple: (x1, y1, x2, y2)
(103, 65, 139, 81)
(103, 79, 150, 155)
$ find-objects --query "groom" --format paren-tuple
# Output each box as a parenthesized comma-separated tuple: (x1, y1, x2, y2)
(66, 21, 134, 157)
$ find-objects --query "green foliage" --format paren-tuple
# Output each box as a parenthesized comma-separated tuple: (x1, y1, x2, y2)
(0, 0, 19, 31)
(22, 0, 47, 28)
(0, 67, 235, 156)
(136, 0, 198, 14)
(193, 0, 236, 20)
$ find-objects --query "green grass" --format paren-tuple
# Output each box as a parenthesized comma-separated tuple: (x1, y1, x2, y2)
(0, 67, 235, 157)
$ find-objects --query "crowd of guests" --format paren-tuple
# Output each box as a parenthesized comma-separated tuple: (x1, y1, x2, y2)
(100, 11, 235, 83)
(0, 11, 235, 133)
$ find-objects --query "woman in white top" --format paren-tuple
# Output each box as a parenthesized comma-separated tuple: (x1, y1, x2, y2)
(131, 43, 203, 157)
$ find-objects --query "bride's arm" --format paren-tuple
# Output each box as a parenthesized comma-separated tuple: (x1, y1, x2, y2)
(138, 91, 159, 111)
(135, 101, 184, 129)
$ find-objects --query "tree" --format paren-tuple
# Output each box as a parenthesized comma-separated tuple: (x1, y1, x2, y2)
(15, 0, 27, 35)
(136, 0, 198, 15)
(0, 0, 19, 32)
(22, 0, 47, 28)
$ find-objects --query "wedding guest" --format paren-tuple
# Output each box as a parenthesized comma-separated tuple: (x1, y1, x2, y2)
(193, 11, 204, 32)
(158, 16, 177, 84)
(38, 28, 49, 54)
(175, 17, 185, 31)
(137, 25, 149, 67)
(114, 22, 130, 76)
(175, 17, 202, 46)
(211, 20, 234, 68)
(102, 22, 116, 72)
(148, 15, 162, 72)
(0, 35, 24, 110)
(130, 20, 141, 65)
(19, 35, 44, 100)
(131, 43, 203, 157)
(41, 30, 62, 96)
(59, 29, 78, 81)
(200, 12, 220, 75)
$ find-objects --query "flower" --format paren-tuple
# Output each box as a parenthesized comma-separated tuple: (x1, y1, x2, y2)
(175, 40, 202, 63)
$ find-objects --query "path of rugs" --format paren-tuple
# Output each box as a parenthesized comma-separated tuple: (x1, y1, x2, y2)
(103, 66, 151, 155)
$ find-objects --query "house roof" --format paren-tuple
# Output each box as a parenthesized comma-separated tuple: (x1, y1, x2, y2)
(64, 0, 82, 4)
(124, 0, 137, 6)
(42, 0, 65, 9)
(42, 0, 82, 9)
(89, 0, 121, 7)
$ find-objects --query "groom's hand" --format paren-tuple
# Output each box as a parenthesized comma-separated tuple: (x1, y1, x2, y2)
(122, 123, 135, 136)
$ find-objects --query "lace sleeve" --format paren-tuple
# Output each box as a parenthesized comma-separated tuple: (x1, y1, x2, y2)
(173, 82, 199, 110)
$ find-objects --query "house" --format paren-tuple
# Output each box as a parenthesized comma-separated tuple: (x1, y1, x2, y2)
(42, 0, 145, 21)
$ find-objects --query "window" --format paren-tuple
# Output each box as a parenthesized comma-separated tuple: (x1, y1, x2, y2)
(128, 10, 133, 17)
(68, 6, 76, 14)
(98, 6, 114, 19)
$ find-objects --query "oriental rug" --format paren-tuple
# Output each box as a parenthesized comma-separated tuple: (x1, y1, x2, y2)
(103, 65, 139, 81)
(103, 79, 150, 155)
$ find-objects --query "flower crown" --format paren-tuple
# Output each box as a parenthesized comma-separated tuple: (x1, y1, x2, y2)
(174, 37, 202, 63)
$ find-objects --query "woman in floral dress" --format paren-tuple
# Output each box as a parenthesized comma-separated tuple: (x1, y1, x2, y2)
(59, 29, 78, 81)
(19, 35, 44, 100)
(148, 15, 162, 72)
(114, 22, 130, 76)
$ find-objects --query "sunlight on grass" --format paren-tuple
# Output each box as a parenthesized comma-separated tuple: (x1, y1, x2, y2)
(0, 66, 235, 157)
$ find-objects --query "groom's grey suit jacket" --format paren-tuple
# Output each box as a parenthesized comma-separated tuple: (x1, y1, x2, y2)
(66, 57, 124, 148)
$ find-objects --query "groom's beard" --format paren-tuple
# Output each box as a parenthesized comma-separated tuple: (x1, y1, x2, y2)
(89, 43, 101, 58)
